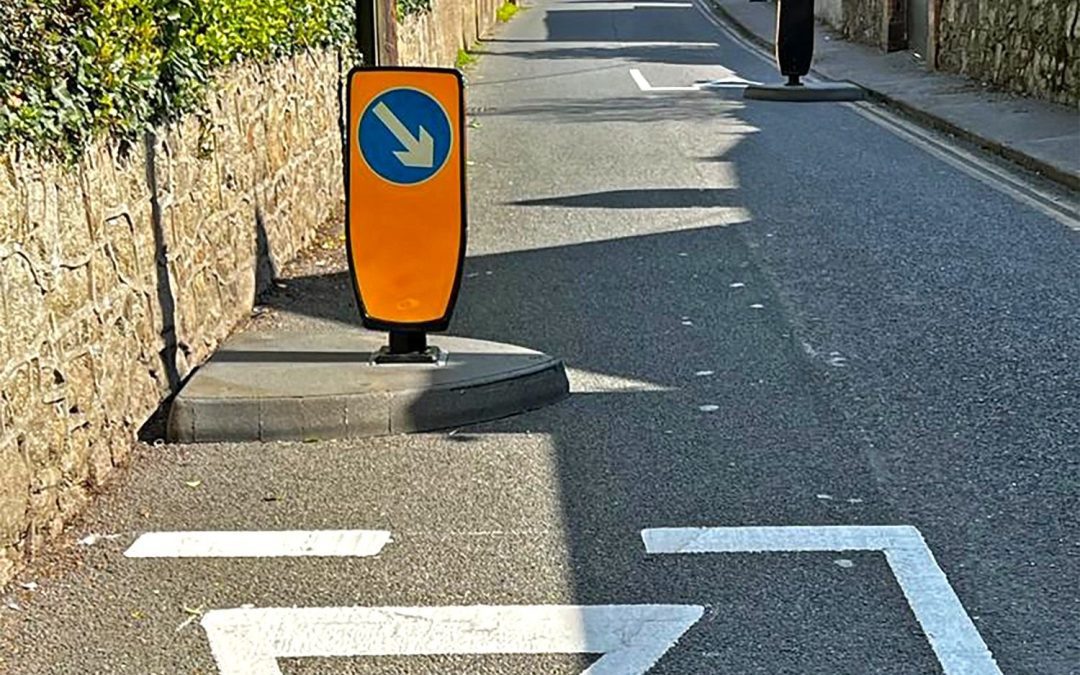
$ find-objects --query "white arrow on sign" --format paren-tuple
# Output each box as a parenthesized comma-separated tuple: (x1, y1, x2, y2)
(201, 604, 703, 675)
(373, 102, 435, 169)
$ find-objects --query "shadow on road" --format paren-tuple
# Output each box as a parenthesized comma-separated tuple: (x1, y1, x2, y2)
(254, 214, 921, 670)
(511, 188, 738, 208)
(469, 94, 752, 123)
(544, 2, 719, 44)
(494, 43, 729, 66)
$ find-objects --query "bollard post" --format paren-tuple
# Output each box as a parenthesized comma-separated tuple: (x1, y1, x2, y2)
(355, 2, 438, 363)
(357, 0, 379, 67)
(776, 0, 814, 86)
(743, 0, 863, 101)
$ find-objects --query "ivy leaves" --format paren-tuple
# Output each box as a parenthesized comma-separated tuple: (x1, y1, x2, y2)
(397, 0, 433, 21)
(0, 0, 355, 161)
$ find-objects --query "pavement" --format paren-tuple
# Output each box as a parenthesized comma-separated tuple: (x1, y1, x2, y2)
(2, 1, 1079, 674)
(711, 0, 1080, 190)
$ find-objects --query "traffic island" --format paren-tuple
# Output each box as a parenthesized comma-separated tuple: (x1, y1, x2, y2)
(165, 66, 574, 445)
(744, 81, 864, 102)
(741, 0, 863, 104)
(167, 330, 569, 443)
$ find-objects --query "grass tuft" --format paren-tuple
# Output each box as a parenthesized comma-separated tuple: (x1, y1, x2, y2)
(496, 2, 520, 22)
(455, 48, 479, 69)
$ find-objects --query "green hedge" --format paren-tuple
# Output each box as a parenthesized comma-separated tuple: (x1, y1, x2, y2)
(0, 0, 355, 160)
(396, 0, 433, 19)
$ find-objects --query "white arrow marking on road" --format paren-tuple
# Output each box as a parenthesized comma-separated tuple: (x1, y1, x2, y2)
(124, 530, 391, 558)
(629, 69, 752, 93)
(373, 102, 436, 168)
(201, 604, 703, 675)
(629, 69, 701, 92)
(642, 526, 1001, 675)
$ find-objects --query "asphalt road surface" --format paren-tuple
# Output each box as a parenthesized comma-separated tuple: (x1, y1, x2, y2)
(2, 1, 1078, 673)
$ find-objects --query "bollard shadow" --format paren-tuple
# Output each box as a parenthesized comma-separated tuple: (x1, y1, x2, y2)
(257, 222, 760, 373)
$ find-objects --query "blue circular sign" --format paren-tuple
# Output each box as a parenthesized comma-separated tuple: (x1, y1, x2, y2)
(359, 88, 453, 186)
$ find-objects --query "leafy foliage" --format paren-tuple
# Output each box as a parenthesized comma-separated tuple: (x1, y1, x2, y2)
(396, 0, 433, 20)
(0, 0, 354, 159)
(496, 1, 519, 22)
(455, 48, 478, 69)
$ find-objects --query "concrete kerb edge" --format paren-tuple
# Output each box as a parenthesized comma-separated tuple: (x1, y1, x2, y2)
(706, 0, 1080, 192)
(743, 82, 864, 102)
(388, 360, 571, 434)
(166, 358, 570, 443)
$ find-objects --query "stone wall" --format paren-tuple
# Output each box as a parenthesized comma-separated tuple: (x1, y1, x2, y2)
(0, 0, 512, 591)
(833, 0, 1079, 104)
(817, 0, 845, 30)
(397, 0, 505, 66)
(937, 0, 1080, 106)
(842, 0, 886, 46)
(0, 49, 347, 585)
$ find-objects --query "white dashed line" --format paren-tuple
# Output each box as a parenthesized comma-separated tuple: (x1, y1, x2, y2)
(124, 530, 391, 558)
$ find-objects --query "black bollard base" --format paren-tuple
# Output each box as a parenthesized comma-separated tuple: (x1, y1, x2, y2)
(744, 80, 864, 102)
(761, 0, 862, 102)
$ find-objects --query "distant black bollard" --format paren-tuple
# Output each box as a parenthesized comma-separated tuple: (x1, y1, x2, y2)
(776, 0, 814, 86)
(742, 0, 863, 101)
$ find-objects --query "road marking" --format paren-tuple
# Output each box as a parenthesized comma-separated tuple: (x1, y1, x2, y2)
(201, 604, 704, 675)
(846, 103, 1080, 231)
(630, 68, 695, 92)
(124, 530, 391, 558)
(629, 68, 751, 93)
(642, 526, 1001, 675)
(689, 0, 777, 67)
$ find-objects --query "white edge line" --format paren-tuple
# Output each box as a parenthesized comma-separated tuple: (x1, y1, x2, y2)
(642, 526, 1002, 675)
(124, 530, 392, 558)
(847, 103, 1080, 231)
(690, 0, 776, 68)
